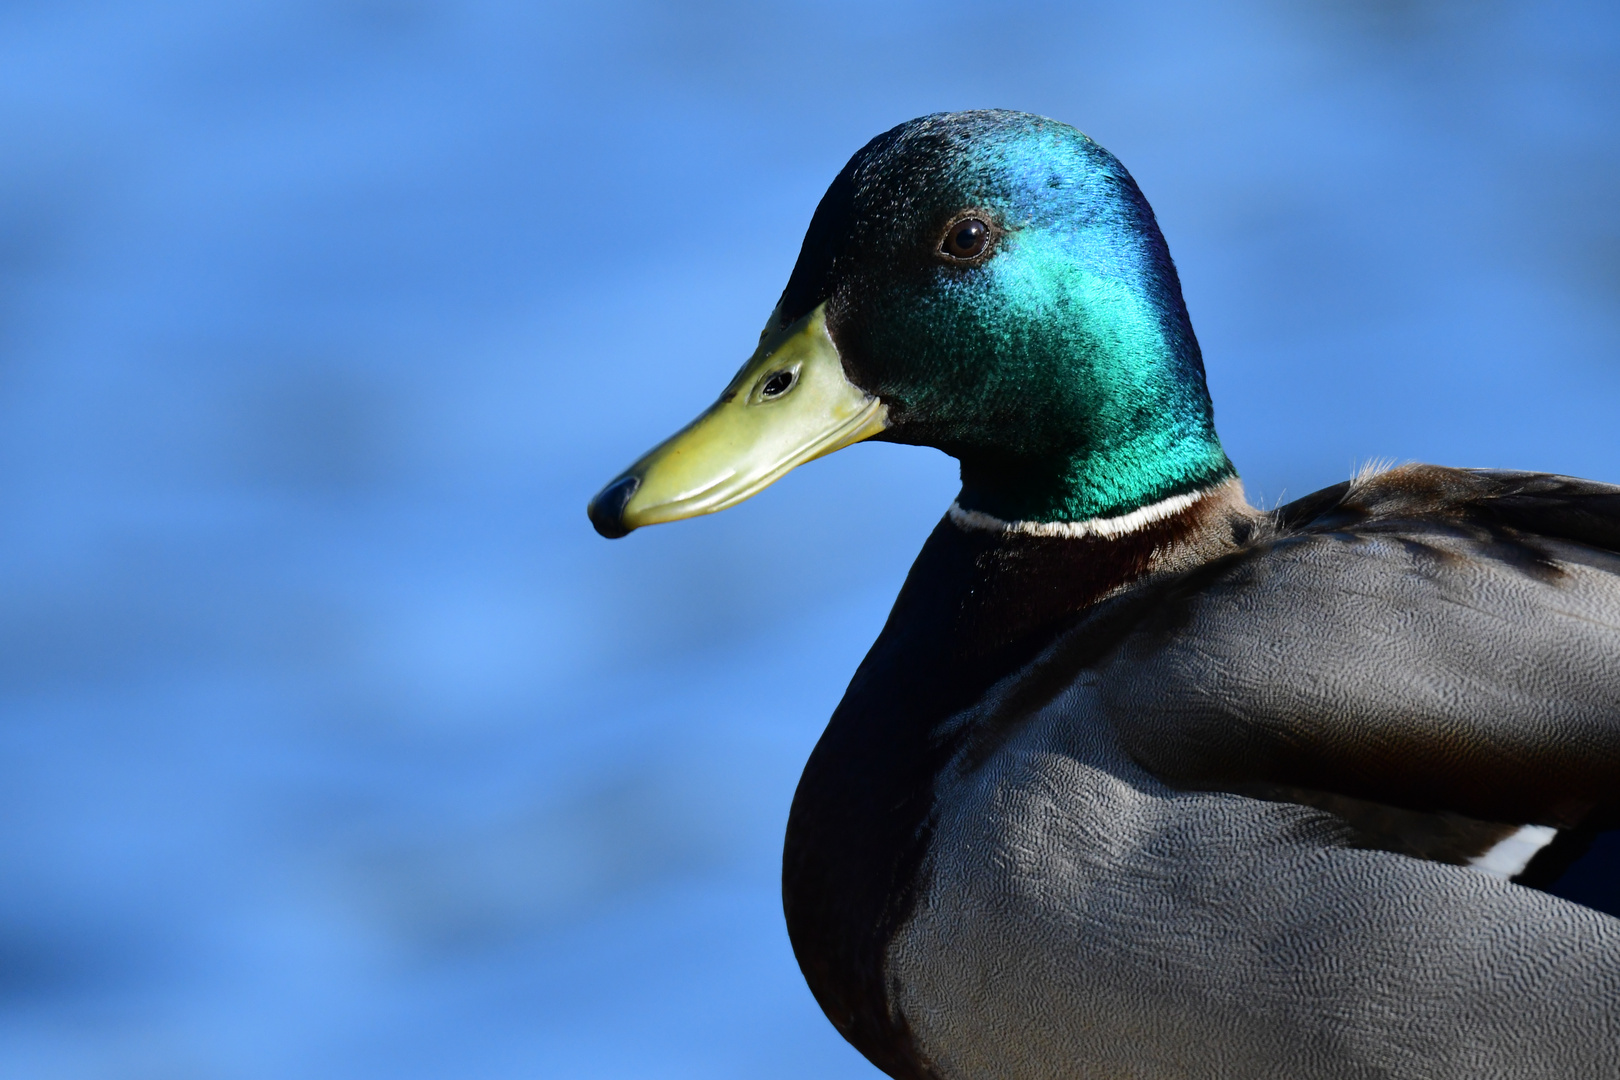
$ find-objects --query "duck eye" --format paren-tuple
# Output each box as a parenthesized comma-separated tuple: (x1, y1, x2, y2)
(941, 218, 989, 260)
(760, 370, 796, 398)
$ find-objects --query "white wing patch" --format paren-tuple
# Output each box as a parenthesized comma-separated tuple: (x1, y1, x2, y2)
(1468, 824, 1559, 880)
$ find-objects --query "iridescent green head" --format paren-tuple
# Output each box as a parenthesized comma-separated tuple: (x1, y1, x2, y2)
(589, 110, 1234, 536)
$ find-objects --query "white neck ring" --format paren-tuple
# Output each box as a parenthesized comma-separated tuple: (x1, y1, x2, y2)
(946, 479, 1232, 540)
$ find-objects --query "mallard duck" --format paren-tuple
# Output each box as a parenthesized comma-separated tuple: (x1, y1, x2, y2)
(588, 111, 1620, 1079)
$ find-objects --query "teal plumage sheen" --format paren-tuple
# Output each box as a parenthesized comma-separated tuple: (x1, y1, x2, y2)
(785, 111, 1233, 522)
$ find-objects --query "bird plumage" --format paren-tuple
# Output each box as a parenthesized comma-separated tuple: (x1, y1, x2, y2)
(788, 465, 1620, 1078)
(591, 110, 1620, 1078)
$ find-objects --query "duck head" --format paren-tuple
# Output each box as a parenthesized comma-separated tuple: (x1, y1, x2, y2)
(589, 109, 1234, 538)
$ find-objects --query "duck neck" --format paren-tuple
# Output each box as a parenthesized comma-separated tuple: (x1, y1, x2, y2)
(955, 428, 1236, 525)
(940, 474, 1253, 662)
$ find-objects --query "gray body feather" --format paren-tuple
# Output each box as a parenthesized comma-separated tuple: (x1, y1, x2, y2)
(897, 711, 1620, 1078)
(887, 468, 1620, 1077)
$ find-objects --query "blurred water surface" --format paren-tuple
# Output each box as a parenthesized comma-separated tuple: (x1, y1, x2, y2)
(0, 1, 1617, 1077)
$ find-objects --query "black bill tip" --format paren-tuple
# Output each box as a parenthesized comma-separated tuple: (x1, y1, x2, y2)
(587, 475, 640, 539)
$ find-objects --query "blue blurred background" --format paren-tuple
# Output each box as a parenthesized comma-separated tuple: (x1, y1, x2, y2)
(0, 1, 1616, 1076)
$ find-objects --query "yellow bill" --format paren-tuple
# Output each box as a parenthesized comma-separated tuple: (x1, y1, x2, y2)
(588, 303, 888, 538)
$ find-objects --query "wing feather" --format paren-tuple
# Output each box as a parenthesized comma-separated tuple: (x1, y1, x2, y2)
(1099, 467, 1620, 831)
